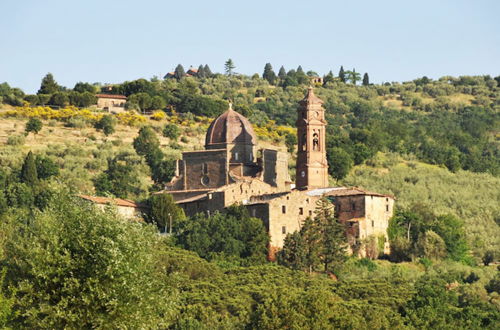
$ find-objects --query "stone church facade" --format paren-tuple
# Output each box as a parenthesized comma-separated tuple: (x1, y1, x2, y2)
(160, 88, 394, 257)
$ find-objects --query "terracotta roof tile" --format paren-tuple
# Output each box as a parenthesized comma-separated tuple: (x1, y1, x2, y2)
(96, 94, 127, 100)
(77, 194, 144, 208)
(205, 105, 257, 146)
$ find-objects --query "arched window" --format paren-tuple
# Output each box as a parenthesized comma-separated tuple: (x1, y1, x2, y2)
(313, 133, 319, 151)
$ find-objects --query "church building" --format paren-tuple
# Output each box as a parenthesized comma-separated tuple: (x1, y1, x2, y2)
(160, 87, 394, 257)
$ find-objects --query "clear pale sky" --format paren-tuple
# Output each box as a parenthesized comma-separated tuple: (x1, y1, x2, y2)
(1, 0, 499, 93)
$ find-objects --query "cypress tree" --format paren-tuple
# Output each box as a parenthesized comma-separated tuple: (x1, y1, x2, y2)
(204, 64, 213, 77)
(363, 73, 370, 86)
(262, 63, 277, 85)
(174, 64, 186, 80)
(338, 66, 346, 83)
(197, 64, 205, 78)
(296, 65, 305, 74)
(314, 198, 347, 272)
(21, 151, 38, 185)
(278, 66, 287, 80)
(323, 70, 335, 85)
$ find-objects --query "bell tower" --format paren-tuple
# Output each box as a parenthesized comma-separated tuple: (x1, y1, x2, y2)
(295, 87, 328, 189)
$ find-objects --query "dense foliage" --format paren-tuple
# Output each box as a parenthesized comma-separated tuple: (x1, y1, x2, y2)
(0, 192, 498, 328)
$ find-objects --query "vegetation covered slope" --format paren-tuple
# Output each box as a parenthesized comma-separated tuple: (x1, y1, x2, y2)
(343, 153, 500, 255)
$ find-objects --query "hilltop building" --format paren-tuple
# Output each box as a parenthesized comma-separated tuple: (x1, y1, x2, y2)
(96, 94, 127, 113)
(160, 88, 394, 257)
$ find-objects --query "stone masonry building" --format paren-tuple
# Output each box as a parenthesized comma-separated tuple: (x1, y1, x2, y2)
(160, 88, 395, 257)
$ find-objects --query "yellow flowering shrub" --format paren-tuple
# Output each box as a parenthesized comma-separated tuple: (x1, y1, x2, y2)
(0, 105, 102, 122)
(115, 111, 147, 126)
(150, 111, 166, 121)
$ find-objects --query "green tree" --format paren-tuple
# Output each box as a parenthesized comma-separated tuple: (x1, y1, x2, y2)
(416, 230, 447, 260)
(262, 63, 277, 85)
(93, 155, 143, 199)
(128, 92, 152, 113)
(278, 66, 287, 80)
(25, 117, 42, 135)
(338, 66, 346, 83)
(362, 73, 370, 86)
(37, 73, 59, 95)
(315, 198, 347, 272)
(35, 155, 59, 179)
(73, 82, 96, 93)
(176, 205, 269, 262)
(299, 217, 322, 272)
(203, 64, 213, 77)
(277, 232, 306, 270)
(20, 151, 38, 185)
(327, 147, 353, 181)
(323, 70, 334, 85)
(429, 214, 468, 261)
(163, 123, 181, 140)
(149, 193, 186, 233)
(174, 64, 186, 80)
(133, 126, 160, 156)
(50, 92, 69, 107)
(150, 95, 166, 110)
(95, 115, 116, 136)
(3, 193, 174, 328)
(224, 58, 235, 75)
(482, 250, 495, 266)
(346, 69, 361, 85)
(197, 64, 206, 78)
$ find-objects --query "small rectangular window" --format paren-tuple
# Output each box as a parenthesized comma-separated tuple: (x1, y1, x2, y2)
(352, 202, 356, 211)
(372, 220, 374, 227)
(282, 205, 286, 214)
(386, 205, 389, 212)
(299, 207, 303, 215)
(309, 210, 313, 216)
(282, 226, 286, 234)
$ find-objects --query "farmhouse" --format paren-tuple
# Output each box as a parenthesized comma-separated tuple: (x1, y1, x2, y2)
(78, 194, 145, 221)
(96, 94, 127, 113)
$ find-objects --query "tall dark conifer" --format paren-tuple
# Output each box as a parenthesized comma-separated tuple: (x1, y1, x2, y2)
(262, 63, 277, 85)
(323, 70, 335, 85)
(197, 65, 206, 78)
(363, 73, 370, 86)
(338, 66, 346, 83)
(204, 64, 213, 77)
(278, 66, 287, 80)
(21, 151, 38, 185)
(174, 64, 186, 80)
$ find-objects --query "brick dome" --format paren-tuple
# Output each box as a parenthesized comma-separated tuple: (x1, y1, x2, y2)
(205, 105, 256, 147)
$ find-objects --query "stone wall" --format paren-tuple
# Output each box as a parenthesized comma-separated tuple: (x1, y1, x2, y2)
(96, 98, 126, 113)
(182, 149, 228, 190)
(261, 149, 290, 191)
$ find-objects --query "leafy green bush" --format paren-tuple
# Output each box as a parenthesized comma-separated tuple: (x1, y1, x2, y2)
(6, 134, 25, 146)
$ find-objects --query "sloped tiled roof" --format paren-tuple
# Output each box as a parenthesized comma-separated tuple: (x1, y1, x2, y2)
(96, 94, 127, 100)
(306, 187, 394, 199)
(78, 195, 144, 208)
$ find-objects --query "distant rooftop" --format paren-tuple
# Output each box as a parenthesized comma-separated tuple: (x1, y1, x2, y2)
(96, 94, 127, 100)
(77, 194, 144, 208)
